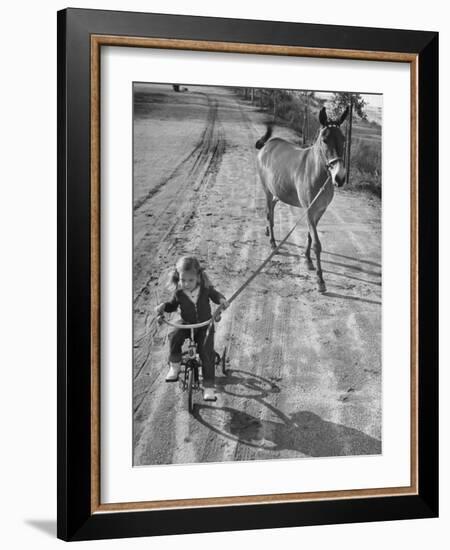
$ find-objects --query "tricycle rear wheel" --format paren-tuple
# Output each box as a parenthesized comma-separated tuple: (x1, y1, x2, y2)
(221, 347, 228, 375)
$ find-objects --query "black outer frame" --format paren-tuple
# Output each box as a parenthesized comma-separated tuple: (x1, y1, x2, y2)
(57, 8, 438, 542)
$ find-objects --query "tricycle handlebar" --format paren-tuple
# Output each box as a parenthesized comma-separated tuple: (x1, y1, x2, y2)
(158, 316, 213, 330)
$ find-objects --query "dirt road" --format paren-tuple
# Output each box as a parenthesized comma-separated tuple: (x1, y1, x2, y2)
(133, 84, 382, 466)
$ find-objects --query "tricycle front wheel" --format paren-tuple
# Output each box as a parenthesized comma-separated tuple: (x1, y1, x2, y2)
(187, 368, 194, 413)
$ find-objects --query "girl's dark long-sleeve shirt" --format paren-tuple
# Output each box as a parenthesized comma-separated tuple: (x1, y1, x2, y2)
(162, 284, 225, 323)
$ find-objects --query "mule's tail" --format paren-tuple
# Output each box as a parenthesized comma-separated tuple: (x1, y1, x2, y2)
(255, 124, 273, 149)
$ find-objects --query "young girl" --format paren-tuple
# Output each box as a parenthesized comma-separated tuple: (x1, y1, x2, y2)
(155, 256, 229, 401)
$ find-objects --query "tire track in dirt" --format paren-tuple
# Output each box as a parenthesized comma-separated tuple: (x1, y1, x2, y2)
(133, 375, 178, 464)
(133, 123, 226, 383)
(134, 93, 218, 212)
(134, 96, 223, 301)
(133, 92, 230, 464)
(132, 92, 226, 395)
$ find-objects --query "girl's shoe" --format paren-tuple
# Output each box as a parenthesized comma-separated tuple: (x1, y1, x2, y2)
(165, 362, 180, 382)
(203, 387, 217, 401)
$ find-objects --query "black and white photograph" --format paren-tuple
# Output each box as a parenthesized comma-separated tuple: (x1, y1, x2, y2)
(132, 83, 383, 467)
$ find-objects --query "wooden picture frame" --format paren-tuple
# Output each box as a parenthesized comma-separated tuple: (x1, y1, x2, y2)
(57, 8, 438, 541)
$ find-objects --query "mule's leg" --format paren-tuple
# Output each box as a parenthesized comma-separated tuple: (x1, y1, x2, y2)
(265, 192, 277, 249)
(304, 232, 314, 270)
(309, 222, 326, 293)
(269, 198, 278, 249)
(264, 191, 271, 236)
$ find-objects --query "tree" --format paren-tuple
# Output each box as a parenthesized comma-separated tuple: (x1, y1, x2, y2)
(329, 93, 367, 185)
(329, 92, 367, 121)
(301, 91, 316, 145)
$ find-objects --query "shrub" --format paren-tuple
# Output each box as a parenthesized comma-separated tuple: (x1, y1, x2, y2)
(349, 139, 382, 197)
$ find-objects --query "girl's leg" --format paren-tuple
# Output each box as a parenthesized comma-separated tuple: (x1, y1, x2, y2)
(166, 329, 187, 381)
(196, 327, 216, 400)
(168, 328, 188, 362)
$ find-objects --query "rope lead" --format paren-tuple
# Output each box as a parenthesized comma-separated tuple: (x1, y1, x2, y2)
(226, 176, 331, 306)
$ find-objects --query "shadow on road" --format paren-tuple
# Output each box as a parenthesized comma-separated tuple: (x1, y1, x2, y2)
(215, 368, 281, 399)
(194, 369, 381, 458)
(194, 404, 381, 457)
(276, 245, 381, 278)
(269, 244, 382, 293)
(282, 241, 381, 268)
(324, 291, 381, 306)
(322, 269, 381, 287)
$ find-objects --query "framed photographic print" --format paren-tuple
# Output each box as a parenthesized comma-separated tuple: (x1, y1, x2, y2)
(57, 8, 438, 541)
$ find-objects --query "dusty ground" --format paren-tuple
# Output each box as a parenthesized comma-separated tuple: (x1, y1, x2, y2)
(132, 84, 382, 466)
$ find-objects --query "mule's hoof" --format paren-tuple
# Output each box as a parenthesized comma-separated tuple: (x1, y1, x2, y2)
(265, 227, 270, 236)
(318, 282, 327, 293)
(270, 241, 277, 250)
(304, 259, 315, 271)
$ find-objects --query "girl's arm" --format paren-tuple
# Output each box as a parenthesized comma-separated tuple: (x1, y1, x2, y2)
(208, 287, 228, 307)
(155, 293, 179, 314)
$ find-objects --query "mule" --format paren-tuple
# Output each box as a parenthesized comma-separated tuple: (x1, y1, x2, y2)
(255, 106, 348, 293)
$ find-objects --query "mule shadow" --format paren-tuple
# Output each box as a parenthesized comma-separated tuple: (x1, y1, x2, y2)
(268, 242, 382, 297)
(322, 258, 381, 277)
(323, 291, 381, 306)
(276, 243, 381, 278)
(322, 269, 382, 287)
(282, 240, 381, 268)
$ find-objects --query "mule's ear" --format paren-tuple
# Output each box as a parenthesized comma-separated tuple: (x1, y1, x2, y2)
(338, 106, 349, 126)
(319, 107, 328, 127)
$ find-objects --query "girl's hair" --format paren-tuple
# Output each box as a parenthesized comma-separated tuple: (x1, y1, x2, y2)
(166, 256, 213, 290)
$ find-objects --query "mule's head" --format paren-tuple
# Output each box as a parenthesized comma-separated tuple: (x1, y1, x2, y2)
(318, 106, 349, 187)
